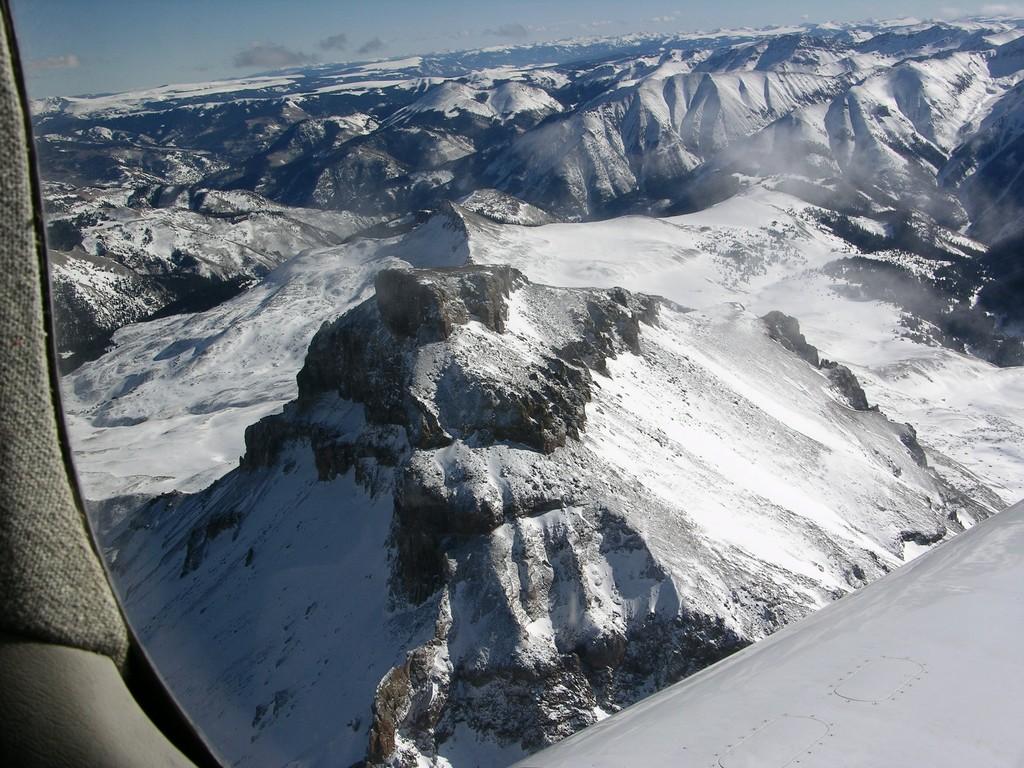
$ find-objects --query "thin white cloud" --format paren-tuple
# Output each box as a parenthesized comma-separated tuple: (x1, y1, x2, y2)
(28, 54, 80, 71)
(981, 3, 1024, 14)
(484, 23, 530, 39)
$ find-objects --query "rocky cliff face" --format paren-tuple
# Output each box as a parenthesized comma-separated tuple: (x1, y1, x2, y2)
(103, 264, 993, 767)
(236, 267, 748, 763)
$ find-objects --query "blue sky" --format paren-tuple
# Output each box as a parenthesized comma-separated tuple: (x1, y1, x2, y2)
(11, 0, 1021, 97)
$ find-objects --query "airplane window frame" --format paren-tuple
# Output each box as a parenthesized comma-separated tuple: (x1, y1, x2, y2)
(7, 3, 1023, 766)
(0, 2, 223, 765)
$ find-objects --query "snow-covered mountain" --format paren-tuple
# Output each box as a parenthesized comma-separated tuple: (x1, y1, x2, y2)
(34, 16, 1024, 370)
(72, 193, 1021, 766)
(385, 81, 563, 127)
(37, 15, 1024, 768)
(103, 263, 991, 768)
(482, 67, 851, 215)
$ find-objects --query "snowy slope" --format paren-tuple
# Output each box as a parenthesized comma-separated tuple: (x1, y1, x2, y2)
(855, 353, 1024, 506)
(944, 74, 1024, 240)
(102, 265, 990, 768)
(47, 185, 379, 366)
(463, 189, 1024, 503)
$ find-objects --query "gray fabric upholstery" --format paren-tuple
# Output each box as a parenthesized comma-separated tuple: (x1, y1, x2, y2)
(0, 9, 129, 664)
(0, 636, 197, 767)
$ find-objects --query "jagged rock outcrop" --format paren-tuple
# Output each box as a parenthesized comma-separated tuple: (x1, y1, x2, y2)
(820, 359, 871, 411)
(180, 509, 243, 576)
(761, 313, 946, 476)
(762, 312, 871, 409)
(290, 265, 595, 455)
(897, 423, 928, 468)
(761, 310, 821, 366)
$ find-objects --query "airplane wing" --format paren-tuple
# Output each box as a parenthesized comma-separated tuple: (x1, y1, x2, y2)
(514, 499, 1024, 768)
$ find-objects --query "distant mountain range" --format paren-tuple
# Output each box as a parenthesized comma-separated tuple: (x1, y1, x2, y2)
(35, 18, 1024, 371)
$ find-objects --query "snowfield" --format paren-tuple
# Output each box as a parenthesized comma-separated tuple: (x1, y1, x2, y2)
(465, 189, 1024, 504)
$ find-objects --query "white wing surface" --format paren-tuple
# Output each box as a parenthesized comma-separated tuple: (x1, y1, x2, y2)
(516, 500, 1024, 768)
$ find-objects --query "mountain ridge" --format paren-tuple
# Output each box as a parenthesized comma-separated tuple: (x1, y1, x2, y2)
(101, 264, 992, 767)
